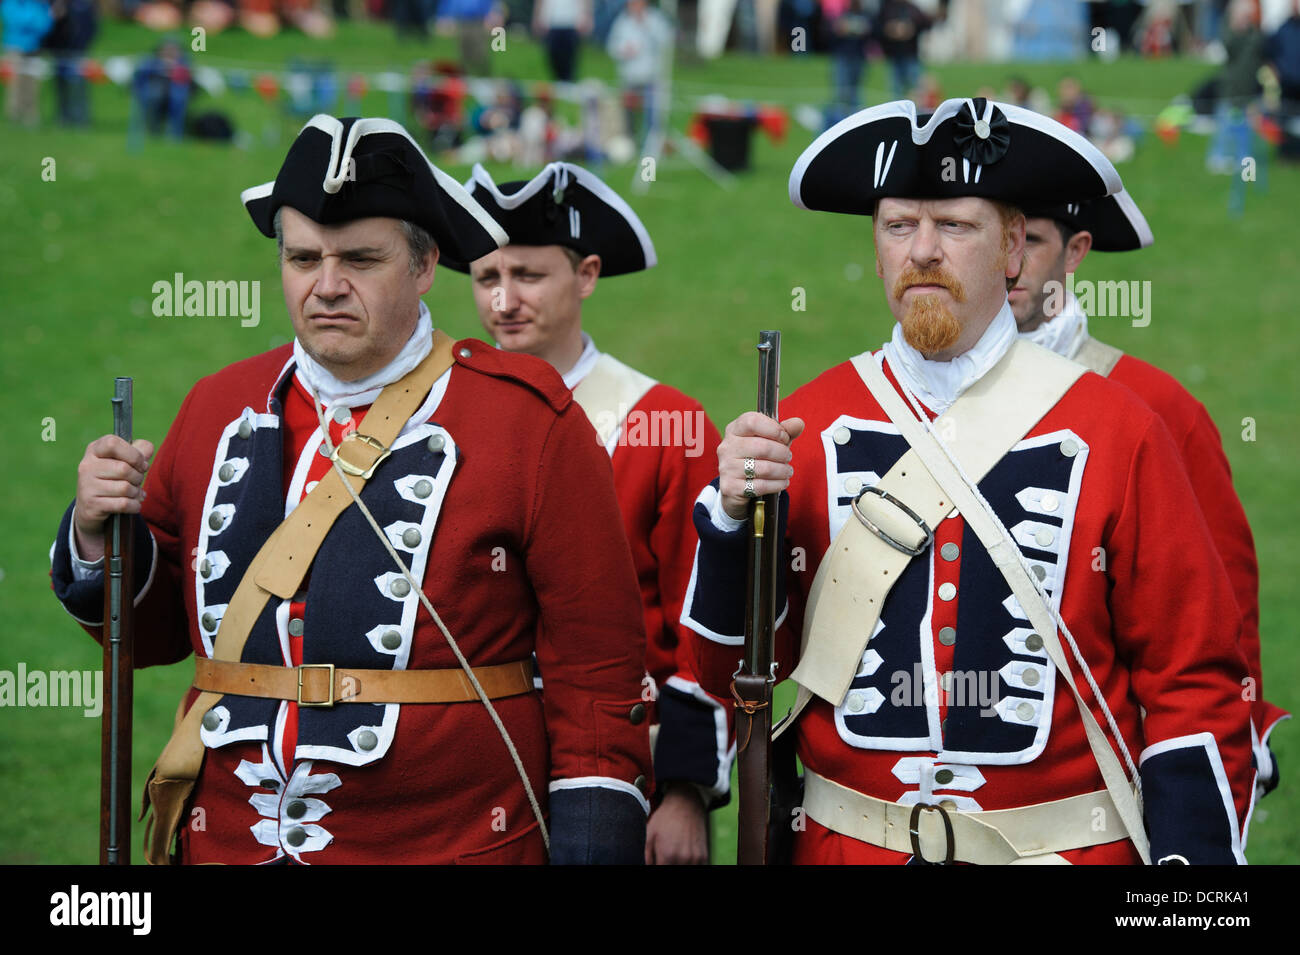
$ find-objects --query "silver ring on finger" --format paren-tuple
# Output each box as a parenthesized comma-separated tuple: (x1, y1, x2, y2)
(743, 457, 756, 480)
(743, 480, 756, 499)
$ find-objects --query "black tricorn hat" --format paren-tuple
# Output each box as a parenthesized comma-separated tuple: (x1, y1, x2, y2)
(789, 97, 1123, 215)
(241, 114, 508, 264)
(1015, 190, 1153, 252)
(438, 162, 657, 276)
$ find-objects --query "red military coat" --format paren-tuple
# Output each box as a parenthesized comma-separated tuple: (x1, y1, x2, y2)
(1102, 349, 1290, 777)
(52, 336, 652, 864)
(684, 351, 1255, 864)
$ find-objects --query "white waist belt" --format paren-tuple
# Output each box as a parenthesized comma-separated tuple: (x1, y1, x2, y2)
(802, 768, 1129, 865)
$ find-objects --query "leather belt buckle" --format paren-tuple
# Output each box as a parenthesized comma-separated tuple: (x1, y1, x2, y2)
(852, 485, 934, 556)
(909, 802, 955, 865)
(331, 433, 391, 479)
(298, 663, 336, 707)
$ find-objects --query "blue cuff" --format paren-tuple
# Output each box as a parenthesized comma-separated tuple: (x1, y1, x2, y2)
(654, 681, 731, 805)
(548, 786, 647, 865)
(50, 500, 154, 626)
(1141, 733, 1245, 865)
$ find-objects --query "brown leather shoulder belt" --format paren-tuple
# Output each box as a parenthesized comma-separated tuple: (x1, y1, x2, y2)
(194, 657, 534, 706)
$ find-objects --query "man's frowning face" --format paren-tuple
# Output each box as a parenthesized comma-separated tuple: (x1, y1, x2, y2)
(279, 207, 436, 382)
(874, 196, 1025, 360)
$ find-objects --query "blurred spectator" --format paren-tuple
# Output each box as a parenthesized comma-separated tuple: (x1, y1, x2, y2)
(392, 0, 434, 39)
(411, 60, 468, 151)
(824, 0, 874, 126)
(607, 0, 674, 150)
(45, 0, 97, 126)
(132, 36, 192, 139)
(914, 70, 942, 109)
(534, 0, 592, 82)
(1139, 0, 1178, 56)
(1268, 0, 1300, 102)
(1207, 0, 1264, 172)
(1055, 75, 1095, 134)
(873, 0, 946, 100)
(437, 0, 503, 76)
(2, 0, 53, 126)
(1005, 74, 1050, 113)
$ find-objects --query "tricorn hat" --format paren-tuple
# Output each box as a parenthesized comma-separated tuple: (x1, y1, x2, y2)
(241, 114, 508, 264)
(789, 97, 1123, 215)
(1015, 190, 1153, 252)
(438, 162, 657, 276)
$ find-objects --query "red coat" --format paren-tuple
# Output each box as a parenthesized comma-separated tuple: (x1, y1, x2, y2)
(1105, 351, 1289, 769)
(52, 338, 652, 864)
(684, 353, 1255, 864)
(603, 381, 733, 799)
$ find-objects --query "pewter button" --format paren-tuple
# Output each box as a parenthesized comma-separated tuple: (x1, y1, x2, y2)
(1041, 493, 1060, 512)
(833, 427, 851, 445)
(381, 630, 402, 650)
(1032, 564, 1047, 582)
(202, 711, 220, 731)
(200, 559, 211, 579)
(357, 730, 378, 751)
(844, 476, 862, 495)
(259, 778, 279, 790)
(1016, 701, 1035, 721)
(974, 119, 991, 139)
(847, 692, 865, 713)
(218, 463, 234, 482)
(941, 672, 953, 692)
(935, 768, 954, 785)
(458, 348, 472, 359)
(1023, 668, 1041, 687)
(1034, 528, 1054, 548)
(288, 618, 304, 637)
(208, 511, 224, 531)
(413, 479, 433, 499)
(286, 799, 307, 819)
(201, 613, 216, 633)
(941, 542, 959, 561)
(634, 774, 648, 795)
(402, 528, 421, 548)
(390, 578, 410, 598)
(1060, 438, 1079, 458)
(318, 442, 331, 457)
(427, 434, 445, 453)
(940, 799, 958, 811)
(238, 420, 252, 440)
(938, 582, 956, 601)
(286, 827, 307, 847)
(629, 703, 646, 725)
(938, 626, 956, 646)
(332, 406, 351, 424)
(1025, 633, 1044, 652)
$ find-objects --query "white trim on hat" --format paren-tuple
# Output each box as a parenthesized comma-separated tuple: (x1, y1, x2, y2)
(788, 98, 1123, 210)
(467, 162, 658, 269)
(1111, 188, 1154, 249)
(240, 180, 275, 208)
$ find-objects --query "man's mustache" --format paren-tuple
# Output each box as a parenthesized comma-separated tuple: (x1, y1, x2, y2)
(893, 266, 967, 302)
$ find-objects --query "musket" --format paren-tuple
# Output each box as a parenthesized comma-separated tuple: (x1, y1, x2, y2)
(735, 331, 781, 866)
(101, 378, 135, 865)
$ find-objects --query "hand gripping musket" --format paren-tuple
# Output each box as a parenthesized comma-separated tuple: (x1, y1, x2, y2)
(734, 331, 781, 866)
(101, 378, 135, 865)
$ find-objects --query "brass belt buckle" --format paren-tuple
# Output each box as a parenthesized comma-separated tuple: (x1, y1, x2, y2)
(852, 485, 934, 556)
(298, 663, 336, 707)
(331, 433, 391, 479)
(909, 802, 955, 865)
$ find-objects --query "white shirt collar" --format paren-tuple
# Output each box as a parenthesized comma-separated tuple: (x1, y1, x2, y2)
(292, 301, 434, 409)
(1020, 289, 1090, 360)
(561, 332, 601, 389)
(881, 299, 1018, 414)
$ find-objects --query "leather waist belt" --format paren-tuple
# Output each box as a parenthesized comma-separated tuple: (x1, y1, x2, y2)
(803, 768, 1127, 865)
(193, 657, 535, 706)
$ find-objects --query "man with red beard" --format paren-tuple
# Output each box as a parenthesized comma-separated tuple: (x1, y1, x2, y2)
(682, 98, 1256, 864)
(1009, 192, 1288, 804)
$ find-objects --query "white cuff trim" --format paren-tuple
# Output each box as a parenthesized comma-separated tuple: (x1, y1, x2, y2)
(550, 776, 650, 815)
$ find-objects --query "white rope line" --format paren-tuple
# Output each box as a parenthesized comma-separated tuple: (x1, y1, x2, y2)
(309, 390, 551, 852)
(894, 375, 1144, 800)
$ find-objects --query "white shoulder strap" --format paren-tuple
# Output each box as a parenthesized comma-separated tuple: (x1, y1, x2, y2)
(1073, 335, 1124, 377)
(858, 347, 1151, 864)
(571, 353, 658, 451)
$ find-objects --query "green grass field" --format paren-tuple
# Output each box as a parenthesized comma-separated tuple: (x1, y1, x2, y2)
(1, 20, 1296, 865)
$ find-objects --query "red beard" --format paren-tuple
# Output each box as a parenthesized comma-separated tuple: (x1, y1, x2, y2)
(894, 265, 965, 356)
